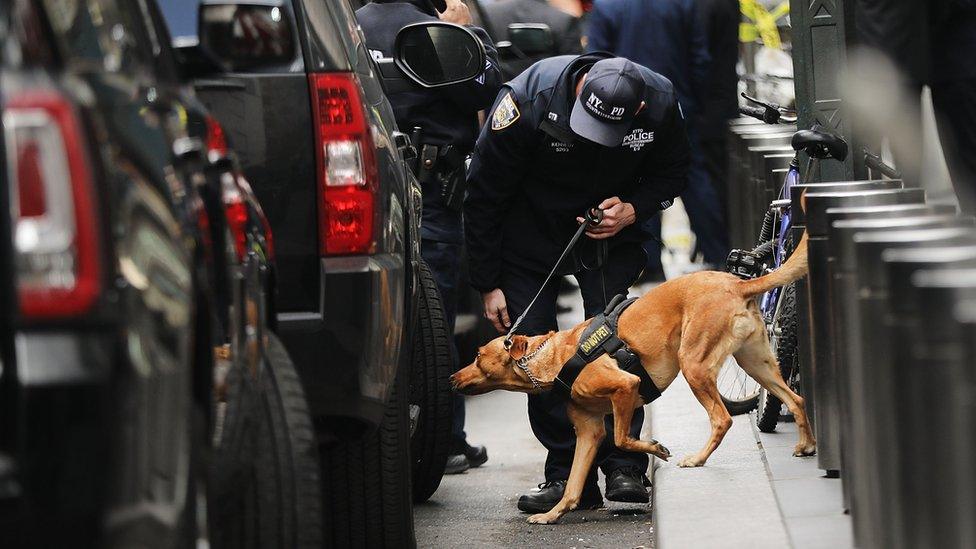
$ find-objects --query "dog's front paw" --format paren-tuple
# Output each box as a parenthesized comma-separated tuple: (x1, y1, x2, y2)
(677, 454, 704, 468)
(527, 513, 560, 525)
(650, 439, 671, 461)
(793, 443, 816, 457)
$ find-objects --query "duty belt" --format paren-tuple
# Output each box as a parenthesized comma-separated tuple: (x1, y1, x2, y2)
(553, 294, 662, 404)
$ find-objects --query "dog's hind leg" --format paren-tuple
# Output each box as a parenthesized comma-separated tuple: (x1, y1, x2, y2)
(678, 362, 733, 467)
(607, 372, 671, 460)
(733, 333, 816, 457)
(527, 404, 604, 525)
(675, 322, 736, 467)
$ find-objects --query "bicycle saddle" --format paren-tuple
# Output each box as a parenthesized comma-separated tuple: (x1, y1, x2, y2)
(791, 125, 849, 161)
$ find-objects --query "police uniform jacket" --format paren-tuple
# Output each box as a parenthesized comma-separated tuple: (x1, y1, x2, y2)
(355, 1, 502, 242)
(464, 53, 691, 293)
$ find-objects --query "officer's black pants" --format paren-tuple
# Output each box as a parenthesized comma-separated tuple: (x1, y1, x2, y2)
(501, 243, 649, 486)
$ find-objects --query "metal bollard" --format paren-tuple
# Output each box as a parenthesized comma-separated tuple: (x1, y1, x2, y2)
(831, 220, 975, 548)
(856, 228, 976, 549)
(902, 268, 976, 549)
(953, 297, 976, 549)
(788, 181, 906, 435)
(802, 187, 925, 474)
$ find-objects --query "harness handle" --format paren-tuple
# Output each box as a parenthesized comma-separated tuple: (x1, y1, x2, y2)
(585, 207, 604, 226)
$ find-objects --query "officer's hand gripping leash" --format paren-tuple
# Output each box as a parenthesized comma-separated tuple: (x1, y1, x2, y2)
(504, 207, 604, 351)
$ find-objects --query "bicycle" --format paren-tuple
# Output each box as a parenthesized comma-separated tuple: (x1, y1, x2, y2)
(717, 93, 849, 431)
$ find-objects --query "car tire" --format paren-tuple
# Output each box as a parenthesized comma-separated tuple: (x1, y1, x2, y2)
(320, 357, 416, 548)
(409, 259, 454, 503)
(209, 332, 322, 548)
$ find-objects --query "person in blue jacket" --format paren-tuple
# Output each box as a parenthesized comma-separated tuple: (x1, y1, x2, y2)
(587, 0, 729, 274)
(465, 53, 690, 513)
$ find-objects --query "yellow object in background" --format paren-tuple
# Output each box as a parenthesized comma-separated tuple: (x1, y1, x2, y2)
(740, 0, 790, 49)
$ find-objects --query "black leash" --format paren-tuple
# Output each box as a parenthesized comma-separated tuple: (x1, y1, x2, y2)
(504, 207, 604, 348)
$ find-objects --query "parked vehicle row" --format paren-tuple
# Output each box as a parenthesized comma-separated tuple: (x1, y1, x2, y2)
(1, 0, 488, 546)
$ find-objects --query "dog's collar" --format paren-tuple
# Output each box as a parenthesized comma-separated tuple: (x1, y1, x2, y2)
(514, 337, 551, 390)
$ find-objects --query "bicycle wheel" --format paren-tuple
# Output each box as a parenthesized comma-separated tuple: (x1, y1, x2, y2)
(757, 282, 799, 433)
(718, 355, 761, 414)
(719, 240, 776, 414)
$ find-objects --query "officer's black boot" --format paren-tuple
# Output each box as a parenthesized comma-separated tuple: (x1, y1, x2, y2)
(463, 443, 488, 468)
(517, 480, 604, 513)
(605, 466, 650, 503)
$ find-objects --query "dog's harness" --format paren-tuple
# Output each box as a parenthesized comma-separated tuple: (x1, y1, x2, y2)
(553, 294, 662, 404)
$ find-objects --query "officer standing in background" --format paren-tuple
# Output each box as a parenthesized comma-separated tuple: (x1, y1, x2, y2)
(465, 53, 690, 512)
(356, 0, 502, 473)
(483, 0, 584, 78)
(697, 0, 741, 220)
(587, 0, 729, 274)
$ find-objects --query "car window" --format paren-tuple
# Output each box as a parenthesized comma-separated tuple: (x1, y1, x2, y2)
(41, 0, 158, 75)
(157, 0, 198, 42)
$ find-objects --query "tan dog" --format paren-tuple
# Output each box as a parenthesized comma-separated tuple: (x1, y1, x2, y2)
(452, 235, 816, 524)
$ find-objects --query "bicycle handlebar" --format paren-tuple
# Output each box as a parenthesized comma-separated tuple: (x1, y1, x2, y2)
(863, 148, 902, 179)
(739, 105, 782, 124)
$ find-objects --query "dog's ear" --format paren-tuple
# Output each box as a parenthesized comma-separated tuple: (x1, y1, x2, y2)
(507, 335, 530, 361)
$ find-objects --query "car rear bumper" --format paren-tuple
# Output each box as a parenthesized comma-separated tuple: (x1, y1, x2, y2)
(4, 331, 114, 543)
(277, 253, 405, 429)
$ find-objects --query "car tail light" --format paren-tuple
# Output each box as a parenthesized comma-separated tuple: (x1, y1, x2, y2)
(308, 72, 378, 256)
(4, 90, 101, 318)
(222, 174, 249, 262)
(205, 115, 228, 161)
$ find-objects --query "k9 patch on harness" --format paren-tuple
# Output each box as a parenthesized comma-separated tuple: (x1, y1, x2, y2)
(491, 92, 520, 131)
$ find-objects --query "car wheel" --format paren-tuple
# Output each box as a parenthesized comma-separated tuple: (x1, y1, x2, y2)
(209, 332, 322, 548)
(409, 259, 454, 502)
(320, 362, 416, 547)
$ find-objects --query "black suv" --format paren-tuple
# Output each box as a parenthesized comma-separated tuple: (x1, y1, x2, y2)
(1, 1, 318, 546)
(161, 0, 490, 544)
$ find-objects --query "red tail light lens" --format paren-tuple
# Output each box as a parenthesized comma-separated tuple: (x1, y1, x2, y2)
(308, 72, 378, 256)
(5, 90, 101, 318)
(222, 174, 249, 262)
(205, 115, 228, 161)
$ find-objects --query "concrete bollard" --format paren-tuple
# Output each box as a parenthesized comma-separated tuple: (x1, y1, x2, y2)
(787, 181, 906, 437)
(801, 187, 925, 474)
(952, 297, 976, 549)
(856, 228, 976, 549)
(834, 224, 976, 548)
(902, 268, 976, 549)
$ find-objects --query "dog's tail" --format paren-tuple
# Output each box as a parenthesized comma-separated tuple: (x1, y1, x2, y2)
(738, 231, 809, 299)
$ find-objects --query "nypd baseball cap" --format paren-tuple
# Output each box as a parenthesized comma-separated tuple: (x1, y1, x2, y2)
(569, 58, 644, 147)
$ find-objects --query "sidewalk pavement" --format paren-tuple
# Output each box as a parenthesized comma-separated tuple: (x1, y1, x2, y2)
(651, 376, 854, 549)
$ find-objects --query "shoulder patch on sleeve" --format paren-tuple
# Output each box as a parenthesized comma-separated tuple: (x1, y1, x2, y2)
(491, 92, 520, 131)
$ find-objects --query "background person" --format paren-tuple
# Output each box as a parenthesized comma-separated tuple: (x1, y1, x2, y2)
(356, 0, 503, 474)
(483, 0, 584, 78)
(587, 0, 728, 275)
(465, 54, 690, 513)
(697, 0, 741, 222)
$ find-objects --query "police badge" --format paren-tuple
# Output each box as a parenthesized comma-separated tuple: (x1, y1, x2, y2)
(491, 92, 520, 131)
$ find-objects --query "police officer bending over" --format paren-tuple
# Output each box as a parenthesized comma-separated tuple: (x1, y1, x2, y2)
(465, 54, 690, 512)
(356, 0, 502, 473)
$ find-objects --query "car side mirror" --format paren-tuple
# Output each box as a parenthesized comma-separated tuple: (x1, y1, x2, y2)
(198, 1, 296, 71)
(393, 22, 486, 88)
(507, 23, 554, 56)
